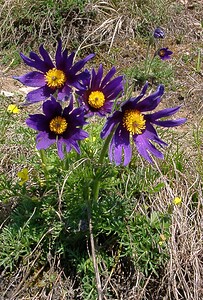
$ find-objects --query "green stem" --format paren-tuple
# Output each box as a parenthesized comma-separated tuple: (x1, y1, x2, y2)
(39, 149, 49, 181)
(144, 40, 151, 76)
(144, 36, 157, 78)
(85, 186, 103, 299)
(92, 133, 113, 202)
(146, 53, 156, 77)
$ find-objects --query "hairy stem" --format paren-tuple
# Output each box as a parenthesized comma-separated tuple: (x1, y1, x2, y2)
(39, 149, 49, 181)
(92, 133, 113, 202)
(87, 202, 103, 300)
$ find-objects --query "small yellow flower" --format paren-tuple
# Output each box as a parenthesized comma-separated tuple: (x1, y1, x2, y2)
(92, 136, 96, 142)
(17, 168, 29, 185)
(159, 234, 166, 246)
(173, 197, 182, 205)
(84, 137, 89, 143)
(7, 104, 20, 114)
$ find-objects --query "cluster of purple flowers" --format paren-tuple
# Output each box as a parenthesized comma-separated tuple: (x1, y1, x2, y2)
(15, 38, 185, 165)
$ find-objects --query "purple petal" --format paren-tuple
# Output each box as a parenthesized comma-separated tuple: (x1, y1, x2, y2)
(134, 133, 164, 163)
(70, 128, 89, 141)
(20, 52, 48, 73)
(110, 137, 122, 165)
(55, 39, 63, 68)
(101, 67, 116, 88)
(91, 68, 97, 89)
(29, 51, 53, 72)
(26, 86, 53, 103)
(62, 128, 89, 153)
(70, 77, 86, 90)
(153, 118, 186, 127)
(79, 68, 91, 87)
(70, 53, 94, 74)
(39, 44, 54, 68)
(103, 77, 123, 95)
(36, 132, 55, 150)
(64, 52, 75, 70)
(58, 85, 72, 100)
(42, 98, 62, 119)
(63, 95, 74, 115)
(67, 108, 86, 127)
(57, 139, 64, 159)
(121, 82, 149, 110)
(99, 101, 113, 115)
(135, 84, 164, 112)
(133, 134, 153, 163)
(14, 71, 45, 87)
(143, 122, 167, 147)
(147, 106, 181, 121)
(110, 124, 131, 166)
(26, 114, 48, 131)
(105, 81, 123, 100)
(77, 69, 92, 83)
(101, 111, 122, 139)
(92, 65, 103, 90)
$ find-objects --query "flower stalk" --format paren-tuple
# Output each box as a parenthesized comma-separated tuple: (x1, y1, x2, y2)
(39, 149, 49, 181)
(92, 131, 114, 202)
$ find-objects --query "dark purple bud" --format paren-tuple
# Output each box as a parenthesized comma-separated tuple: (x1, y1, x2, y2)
(153, 27, 165, 39)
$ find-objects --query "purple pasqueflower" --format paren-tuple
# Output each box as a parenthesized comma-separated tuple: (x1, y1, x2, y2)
(14, 39, 94, 103)
(101, 82, 186, 165)
(76, 64, 124, 117)
(26, 96, 88, 159)
(153, 27, 165, 39)
(157, 47, 173, 60)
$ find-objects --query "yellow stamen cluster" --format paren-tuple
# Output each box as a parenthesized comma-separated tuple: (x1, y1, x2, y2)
(45, 68, 66, 89)
(88, 91, 105, 109)
(49, 116, 68, 135)
(123, 109, 146, 135)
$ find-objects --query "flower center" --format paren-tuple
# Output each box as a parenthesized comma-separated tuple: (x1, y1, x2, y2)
(45, 68, 67, 89)
(158, 49, 166, 57)
(123, 109, 146, 135)
(88, 91, 105, 109)
(49, 116, 68, 135)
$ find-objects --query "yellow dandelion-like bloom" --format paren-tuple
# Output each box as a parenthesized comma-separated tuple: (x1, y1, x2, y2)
(173, 197, 182, 205)
(7, 104, 20, 114)
(17, 168, 29, 185)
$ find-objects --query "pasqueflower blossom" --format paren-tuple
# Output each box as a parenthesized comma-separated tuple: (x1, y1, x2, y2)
(153, 27, 165, 39)
(101, 83, 186, 165)
(157, 47, 173, 60)
(77, 64, 124, 117)
(14, 39, 94, 103)
(26, 96, 88, 159)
